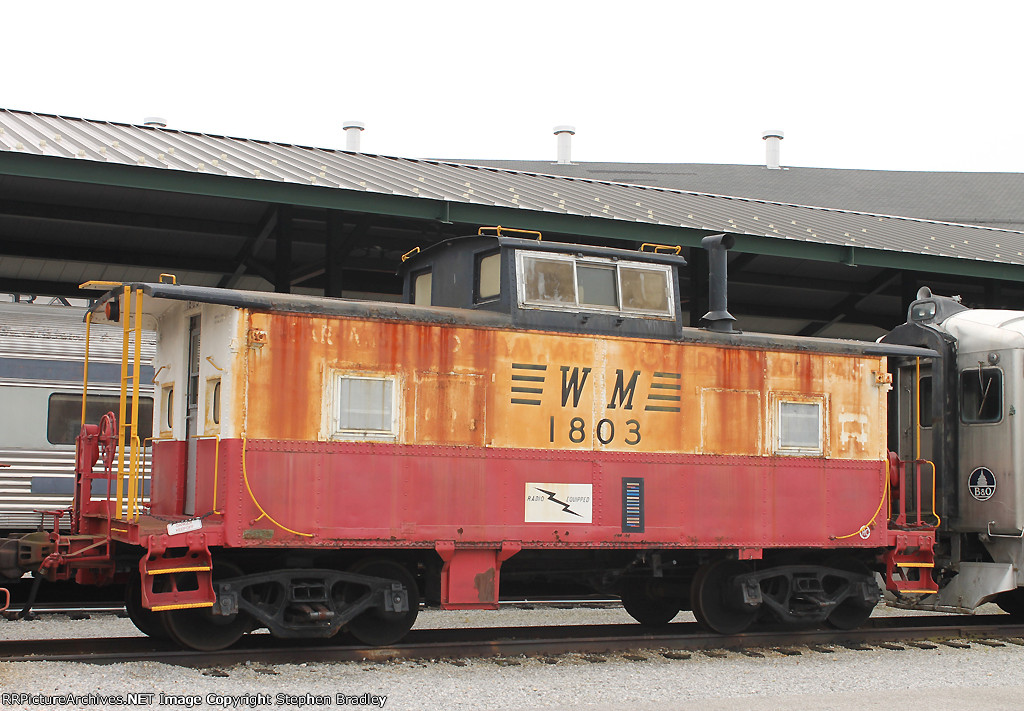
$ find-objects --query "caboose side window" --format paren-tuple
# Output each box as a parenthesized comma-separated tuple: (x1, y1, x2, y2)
(960, 367, 1002, 424)
(333, 375, 397, 438)
(476, 252, 501, 302)
(522, 255, 576, 304)
(776, 400, 822, 454)
(161, 385, 174, 434)
(577, 265, 617, 307)
(413, 270, 432, 306)
(620, 266, 671, 313)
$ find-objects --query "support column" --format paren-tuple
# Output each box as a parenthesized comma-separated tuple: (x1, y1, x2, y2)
(325, 211, 346, 298)
(274, 206, 292, 294)
(219, 205, 278, 289)
(324, 213, 371, 298)
(984, 280, 1003, 309)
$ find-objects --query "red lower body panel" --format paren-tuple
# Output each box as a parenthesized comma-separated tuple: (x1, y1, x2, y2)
(155, 439, 887, 551)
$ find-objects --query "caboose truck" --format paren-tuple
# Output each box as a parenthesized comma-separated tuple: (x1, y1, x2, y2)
(0, 227, 1013, 650)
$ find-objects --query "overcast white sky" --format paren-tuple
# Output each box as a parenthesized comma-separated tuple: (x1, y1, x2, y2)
(5, 1, 1021, 173)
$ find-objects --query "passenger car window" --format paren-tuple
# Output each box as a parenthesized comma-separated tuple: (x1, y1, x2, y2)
(918, 375, 933, 429)
(47, 393, 154, 445)
(960, 367, 1002, 423)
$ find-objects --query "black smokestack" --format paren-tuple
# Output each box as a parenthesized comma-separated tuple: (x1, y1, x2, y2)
(701, 233, 736, 333)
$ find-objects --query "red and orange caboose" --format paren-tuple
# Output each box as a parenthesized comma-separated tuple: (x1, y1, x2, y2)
(1, 230, 935, 649)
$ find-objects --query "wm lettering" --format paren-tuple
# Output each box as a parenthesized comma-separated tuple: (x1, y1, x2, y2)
(607, 369, 640, 410)
(560, 366, 591, 407)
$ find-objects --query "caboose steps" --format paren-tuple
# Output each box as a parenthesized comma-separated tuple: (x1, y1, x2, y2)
(883, 530, 939, 595)
(139, 533, 216, 612)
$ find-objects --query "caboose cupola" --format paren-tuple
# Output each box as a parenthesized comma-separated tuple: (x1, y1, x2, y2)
(399, 228, 687, 339)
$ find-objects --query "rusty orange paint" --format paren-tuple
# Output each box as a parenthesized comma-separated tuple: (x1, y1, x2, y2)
(237, 311, 888, 463)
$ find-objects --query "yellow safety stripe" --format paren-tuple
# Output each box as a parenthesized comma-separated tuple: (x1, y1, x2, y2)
(146, 566, 212, 575)
(151, 601, 215, 612)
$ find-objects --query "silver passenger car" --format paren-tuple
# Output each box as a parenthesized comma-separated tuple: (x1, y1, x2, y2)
(887, 289, 1024, 613)
(0, 302, 154, 534)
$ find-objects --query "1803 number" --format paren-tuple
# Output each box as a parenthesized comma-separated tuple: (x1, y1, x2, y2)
(549, 416, 641, 446)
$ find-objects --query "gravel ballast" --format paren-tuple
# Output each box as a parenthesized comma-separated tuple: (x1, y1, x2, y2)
(1, 607, 1022, 711)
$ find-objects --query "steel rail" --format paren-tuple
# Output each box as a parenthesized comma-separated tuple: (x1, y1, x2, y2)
(1, 615, 1022, 667)
(3, 598, 621, 619)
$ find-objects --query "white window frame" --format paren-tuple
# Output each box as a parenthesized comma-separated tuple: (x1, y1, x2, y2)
(330, 373, 399, 441)
(515, 250, 675, 319)
(773, 395, 825, 456)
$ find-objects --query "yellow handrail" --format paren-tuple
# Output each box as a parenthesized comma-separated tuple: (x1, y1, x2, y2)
(115, 286, 130, 519)
(81, 311, 92, 428)
(478, 225, 542, 240)
(916, 358, 922, 461)
(639, 243, 682, 255)
(922, 459, 941, 527)
(190, 436, 223, 514)
(126, 289, 143, 520)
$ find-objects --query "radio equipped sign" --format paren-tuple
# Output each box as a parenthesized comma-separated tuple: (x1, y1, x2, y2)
(525, 483, 593, 523)
(968, 467, 997, 502)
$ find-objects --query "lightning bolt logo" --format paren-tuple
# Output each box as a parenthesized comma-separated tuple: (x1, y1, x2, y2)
(535, 487, 582, 517)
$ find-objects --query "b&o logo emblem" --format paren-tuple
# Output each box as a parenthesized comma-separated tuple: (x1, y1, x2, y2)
(968, 467, 997, 502)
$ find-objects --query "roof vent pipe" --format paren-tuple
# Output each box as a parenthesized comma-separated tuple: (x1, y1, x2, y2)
(143, 117, 167, 128)
(554, 125, 575, 164)
(701, 233, 736, 333)
(343, 120, 365, 152)
(762, 129, 784, 169)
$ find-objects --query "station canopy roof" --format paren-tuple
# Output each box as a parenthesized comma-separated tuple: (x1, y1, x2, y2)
(1, 108, 1023, 338)
(2, 109, 1023, 269)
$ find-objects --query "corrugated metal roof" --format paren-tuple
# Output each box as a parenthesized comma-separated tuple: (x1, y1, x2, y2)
(2, 108, 1023, 266)
(454, 160, 1024, 232)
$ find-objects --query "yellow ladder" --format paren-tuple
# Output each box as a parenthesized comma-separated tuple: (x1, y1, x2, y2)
(115, 286, 145, 521)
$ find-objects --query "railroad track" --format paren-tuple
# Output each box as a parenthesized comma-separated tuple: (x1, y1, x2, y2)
(2, 615, 1023, 667)
(3, 597, 622, 620)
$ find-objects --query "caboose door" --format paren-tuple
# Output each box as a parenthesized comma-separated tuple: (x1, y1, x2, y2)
(183, 314, 201, 516)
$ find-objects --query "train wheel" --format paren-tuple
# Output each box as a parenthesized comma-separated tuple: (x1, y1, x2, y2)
(125, 574, 168, 639)
(162, 562, 251, 651)
(995, 588, 1024, 617)
(691, 560, 758, 635)
(620, 579, 680, 626)
(824, 558, 876, 631)
(345, 559, 419, 647)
